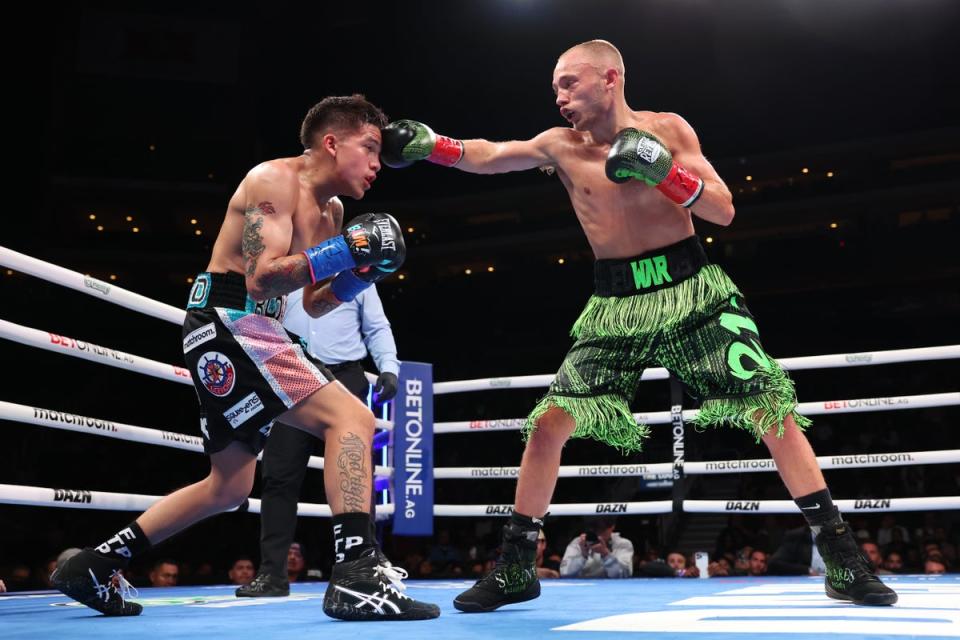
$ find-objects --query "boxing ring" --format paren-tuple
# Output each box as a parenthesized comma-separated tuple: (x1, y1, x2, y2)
(1, 244, 959, 639)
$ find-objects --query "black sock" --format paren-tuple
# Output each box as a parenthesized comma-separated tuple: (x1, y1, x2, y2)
(94, 521, 151, 562)
(332, 513, 376, 563)
(795, 488, 842, 534)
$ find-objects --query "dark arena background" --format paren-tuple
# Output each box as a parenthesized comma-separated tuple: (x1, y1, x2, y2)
(1, 2, 958, 638)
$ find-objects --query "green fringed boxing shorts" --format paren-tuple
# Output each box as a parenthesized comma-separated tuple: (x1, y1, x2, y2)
(526, 235, 811, 453)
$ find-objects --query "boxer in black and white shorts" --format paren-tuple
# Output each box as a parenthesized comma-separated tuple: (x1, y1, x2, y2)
(182, 271, 332, 456)
(52, 95, 439, 621)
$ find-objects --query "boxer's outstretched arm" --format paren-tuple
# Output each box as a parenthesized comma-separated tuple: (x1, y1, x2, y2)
(241, 163, 312, 301)
(381, 120, 564, 175)
(458, 129, 564, 174)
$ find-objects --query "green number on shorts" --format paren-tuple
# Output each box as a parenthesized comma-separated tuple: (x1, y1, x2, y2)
(726, 339, 772, 380)
(719, 310, 759, 337)
(719, 299, 771, 381)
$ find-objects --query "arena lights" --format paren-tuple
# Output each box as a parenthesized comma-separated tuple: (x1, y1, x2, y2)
(96, 225, 104, 232)
(190, 219, 197, 225)
(706, 237, 714, 244)
(487, 266, 495, 273)
(5, 269, 12, 276)
(125, 215, 133, 222)
(407, 227, 415, 233)
(149, 144, 156, 151)
(186, 277, 194, 284)
(802, 167, 810, 174)
(827, 171, 834, 178)
(558, 258, 565, 264)
(132, 227, 140, 233)
(88, 214, 96, 220)
(195, 229, 202, 236)
(109, 274, 117, 281)
(398, 274, 406, 281)
(830, 222, 839, 229)
(464, 268, 472, 275)
(207, 173, 214, 179)
(745, 175, 753, 181)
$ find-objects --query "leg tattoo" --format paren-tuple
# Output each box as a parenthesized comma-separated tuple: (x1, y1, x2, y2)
(337, 433, 367, 512)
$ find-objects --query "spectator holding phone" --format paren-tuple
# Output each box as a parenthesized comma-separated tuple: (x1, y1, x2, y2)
(560, 516, 633, 578)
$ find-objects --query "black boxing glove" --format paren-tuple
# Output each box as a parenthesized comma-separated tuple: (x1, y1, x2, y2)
(303, 212, 405, 283)
(328, 213, 406, 302)
(344, 212, 406, 271)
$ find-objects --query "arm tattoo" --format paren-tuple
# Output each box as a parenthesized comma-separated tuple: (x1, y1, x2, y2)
(337, 432, 368, 512)
(243, 200, 311, 297)
(258, 257, 311, 298)
(242, 205, 266, 278)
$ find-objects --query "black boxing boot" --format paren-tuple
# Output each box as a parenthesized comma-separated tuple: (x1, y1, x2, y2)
(816, 523, 898, 605)
(51, 548, 142, 616)
(322, 548, 440, 620)
(453, 513, 541, 613)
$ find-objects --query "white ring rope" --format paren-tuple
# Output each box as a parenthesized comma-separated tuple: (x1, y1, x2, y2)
(0, 319, 393, 431)
(434, 371, 666, 395)
(435, 463, 674, 480)
(433, 346, 960, 395)
(0, 483, 395, 519)
(433, 497, 960, 516)
(433, 502, 674, 517)
(7, 483, 952, 517)
(0, 401, 393, 478)
(683, 497, 960, 514)
(434, 449, 960, 479)
(9, 392, 952, 483)
(685, 449, 960, 475)
(0, 318, 194, 384)
(435, 392, 960, 434)
(0, 246, 185, 325)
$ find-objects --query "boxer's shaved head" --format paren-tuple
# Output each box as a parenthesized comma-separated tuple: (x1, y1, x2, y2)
(558, 40, 624, 78)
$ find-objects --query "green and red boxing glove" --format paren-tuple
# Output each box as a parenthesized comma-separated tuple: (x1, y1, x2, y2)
(605, 128, 704, 208)
(380, 119, 464, 168)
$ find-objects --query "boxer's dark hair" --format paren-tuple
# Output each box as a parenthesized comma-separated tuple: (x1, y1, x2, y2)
(300, 94, 388, 148)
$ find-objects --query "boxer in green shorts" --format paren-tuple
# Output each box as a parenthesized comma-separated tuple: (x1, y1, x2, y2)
(527, 235, 809, 455)
(382, 39, 896, 610)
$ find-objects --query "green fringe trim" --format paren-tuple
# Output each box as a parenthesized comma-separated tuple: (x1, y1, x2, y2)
(571, 264, 740, 338)
(524, 394, 650, 454)
(691, 364, 813, 441)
